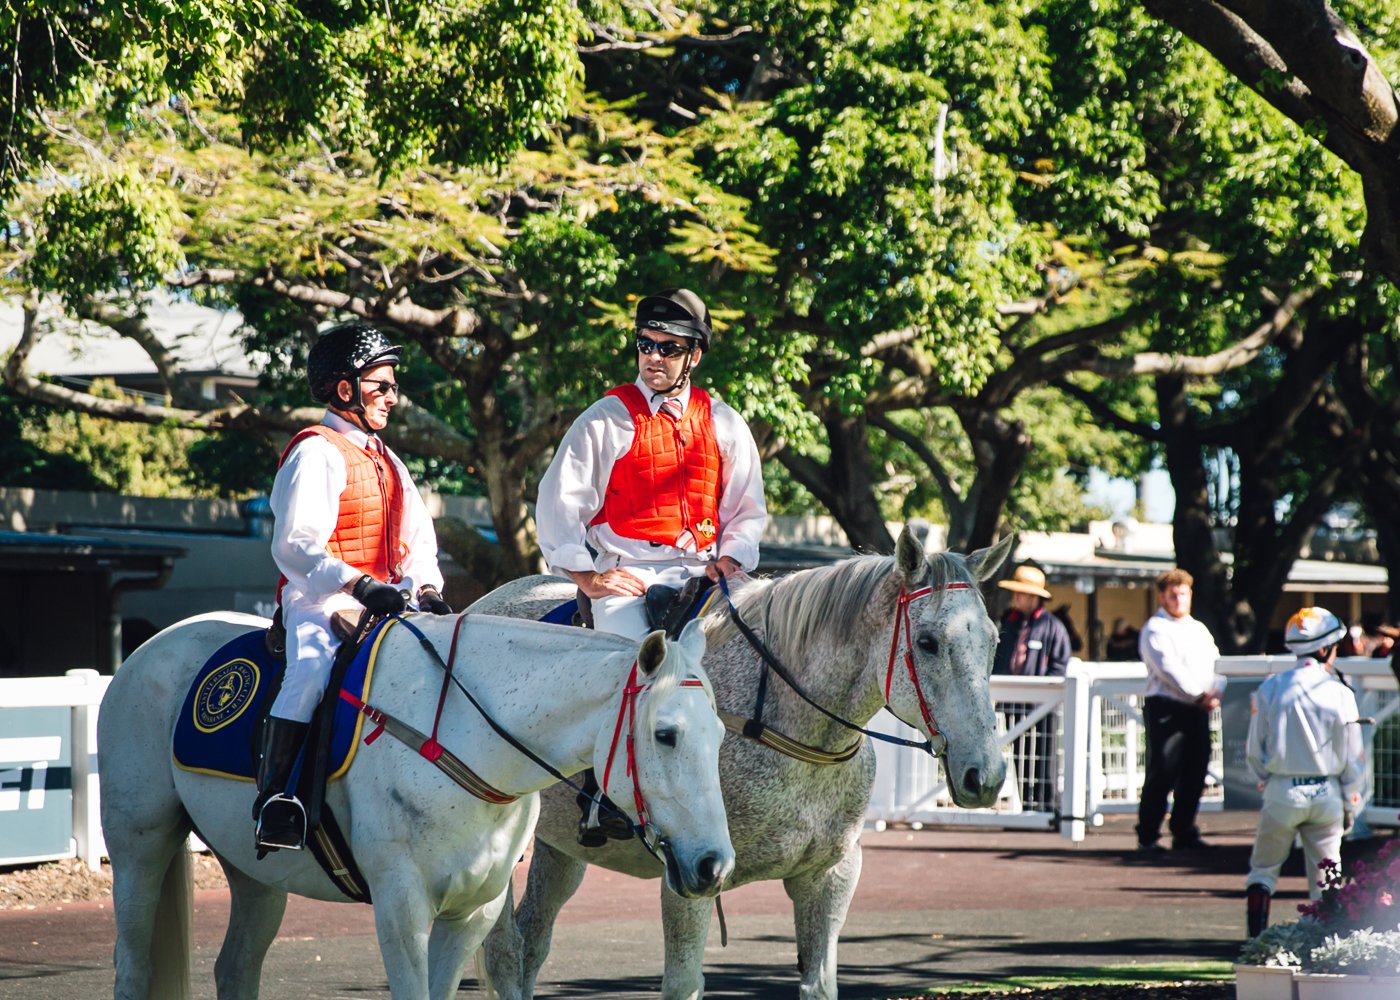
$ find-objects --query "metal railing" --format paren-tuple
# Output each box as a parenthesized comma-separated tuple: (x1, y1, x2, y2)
(867, 657, 1399, 841)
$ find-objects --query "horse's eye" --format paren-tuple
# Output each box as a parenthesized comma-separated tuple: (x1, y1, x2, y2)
(655, 728, 678, 747)
(917, 636, 939, 655)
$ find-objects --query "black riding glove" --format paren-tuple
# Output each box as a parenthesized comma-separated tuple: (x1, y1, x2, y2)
(352, 575, 408, 616)
(418, 586, 452, 616)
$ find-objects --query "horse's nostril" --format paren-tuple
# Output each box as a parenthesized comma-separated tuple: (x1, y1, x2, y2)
(963, 767, 982, 796)
(697, 854, 718, 884)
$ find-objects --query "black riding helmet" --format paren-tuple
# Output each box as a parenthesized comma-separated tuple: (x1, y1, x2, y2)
(307, 322, 403, 406)
(635, 288, 712, 351)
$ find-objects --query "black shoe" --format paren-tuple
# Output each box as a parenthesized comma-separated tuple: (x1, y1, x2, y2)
(1172, 836, 1215, 851)
(1135, 840, 1166, 854)
(256, 793, 307, 852)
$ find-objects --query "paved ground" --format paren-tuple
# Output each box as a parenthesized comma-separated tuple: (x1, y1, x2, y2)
(0, 809, 1360, 999)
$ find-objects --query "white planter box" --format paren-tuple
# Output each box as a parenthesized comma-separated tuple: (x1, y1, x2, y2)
(1235, 963, 1298, 1000)
(1294, 973, 1400, 1000)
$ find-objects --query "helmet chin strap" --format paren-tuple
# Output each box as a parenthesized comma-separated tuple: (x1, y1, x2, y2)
(649, 347, 698, 400)
(332, 378, 374, 435)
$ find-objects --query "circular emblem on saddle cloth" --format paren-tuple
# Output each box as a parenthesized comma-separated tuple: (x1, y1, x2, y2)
(194, 658, 260, 733)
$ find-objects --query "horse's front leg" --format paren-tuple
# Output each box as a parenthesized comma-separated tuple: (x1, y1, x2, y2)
(659, 887, 714, 1000)
(784, 840, 862, 1000)
(516, 839, 589, 997)
(366, 856, 434, 999)
(213, 862, 288, 999)
(428, 886, 511, 1000)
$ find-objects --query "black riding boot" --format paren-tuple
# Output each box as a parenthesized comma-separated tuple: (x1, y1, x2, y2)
(1246, 883, 1272, 938)
(253, 716, 310, 852)
(575, 768, 634, 847)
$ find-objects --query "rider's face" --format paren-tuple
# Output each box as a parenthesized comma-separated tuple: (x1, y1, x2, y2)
(636, 331, 701, 396)
(340, 362, 397, 431)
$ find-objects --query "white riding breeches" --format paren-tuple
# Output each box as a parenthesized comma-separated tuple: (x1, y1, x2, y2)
(271, 590, 362, 723)
(1246, 775, 1344, 898)
(591, 562, 710, 641)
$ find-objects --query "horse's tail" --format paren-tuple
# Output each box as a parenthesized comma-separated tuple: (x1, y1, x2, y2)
(473, 950, 499, 1000)
(148, 842, 194, 1000)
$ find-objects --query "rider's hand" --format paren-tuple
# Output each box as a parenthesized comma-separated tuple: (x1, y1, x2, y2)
(706, 556, 742, 582)
(352, 575, 408, 616)
(418, 586, 452, 615)
(572, 568, 646, 600)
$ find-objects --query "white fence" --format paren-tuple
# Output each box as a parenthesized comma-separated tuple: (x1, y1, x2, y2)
(4, 657, 1399, 868)
(869, 656, 1400, 841)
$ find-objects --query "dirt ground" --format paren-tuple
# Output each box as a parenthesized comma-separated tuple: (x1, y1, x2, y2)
(0, 855, 1232, 999)
(0, 853, 227, 910)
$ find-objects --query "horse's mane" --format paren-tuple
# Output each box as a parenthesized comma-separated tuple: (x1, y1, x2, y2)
(703, 549, 981, 665)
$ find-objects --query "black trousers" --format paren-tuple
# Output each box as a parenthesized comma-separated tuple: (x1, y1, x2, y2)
(1136, 695, 1212, 845)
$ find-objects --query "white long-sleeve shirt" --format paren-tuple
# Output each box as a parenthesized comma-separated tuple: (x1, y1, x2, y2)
(1138, 608, 1224, 703)
(1247, 657, 1364, 803)
(270, 411, 443, 604)
(537, 379, 766, 577)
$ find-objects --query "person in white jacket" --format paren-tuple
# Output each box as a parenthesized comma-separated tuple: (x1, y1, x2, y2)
(1136, 568, 1225, 853)
(1244, 606, 1365, 937)
(256, 322, 450, 852)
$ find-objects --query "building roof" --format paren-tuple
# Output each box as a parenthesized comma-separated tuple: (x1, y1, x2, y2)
(0, 530, 185, 573)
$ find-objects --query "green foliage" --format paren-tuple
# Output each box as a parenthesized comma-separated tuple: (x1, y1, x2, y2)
(20, 381, 213, 497)
(0, 384, 103, 490)
(29, 171, 180, 309)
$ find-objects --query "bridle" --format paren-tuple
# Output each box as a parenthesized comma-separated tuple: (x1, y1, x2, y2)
(345, 614, 708, 865)
(716, 572, 975, 760)
(601, 658, 711, 862)
(882, 581, 976, 758)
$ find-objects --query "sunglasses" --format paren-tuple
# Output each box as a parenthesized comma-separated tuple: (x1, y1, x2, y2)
(635, 336, 695, 359)
(360, 378, 400, 397)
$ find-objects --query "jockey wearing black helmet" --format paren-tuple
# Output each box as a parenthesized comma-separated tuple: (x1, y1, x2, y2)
(534, 286, 767, 846)
(254, 321, 451, 853)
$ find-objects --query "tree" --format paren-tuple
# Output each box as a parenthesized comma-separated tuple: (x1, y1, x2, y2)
(1137, 1, 1400, 289)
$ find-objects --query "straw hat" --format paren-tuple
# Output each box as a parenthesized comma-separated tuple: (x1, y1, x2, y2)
(998, 564, 1051, 600)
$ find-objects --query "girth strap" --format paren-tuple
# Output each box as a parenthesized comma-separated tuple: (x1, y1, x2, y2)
(716, 709, 863, 766)
(339, 688, 519, 805)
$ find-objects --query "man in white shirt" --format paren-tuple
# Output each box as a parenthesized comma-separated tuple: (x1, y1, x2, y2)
(536, 288, 767, 640)
(1244, 606, 1365, 937)
(256, 322, 450, 851)
(1136, 568, 1224, 853)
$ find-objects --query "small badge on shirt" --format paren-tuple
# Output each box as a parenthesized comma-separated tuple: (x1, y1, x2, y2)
(1028, 639, 1043, 650)
(695, 517, 717, 540)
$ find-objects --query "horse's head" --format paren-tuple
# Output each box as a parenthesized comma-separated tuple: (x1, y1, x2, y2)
(595, 619, 735, 898)
(889, 526, 1013, 808)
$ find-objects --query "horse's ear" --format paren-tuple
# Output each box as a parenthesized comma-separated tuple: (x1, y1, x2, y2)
(895, 525, 926, 585)
(638, 629, 667, 676)
(678, 618, 707, 663)
(966, 533, 1016, 583)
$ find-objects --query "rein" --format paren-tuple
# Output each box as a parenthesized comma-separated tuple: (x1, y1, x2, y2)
(342, 614, 699, 863)
(716, 572, 967, 760)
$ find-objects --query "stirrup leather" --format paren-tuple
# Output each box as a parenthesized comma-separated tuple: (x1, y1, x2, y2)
(256, 793, 308, 851)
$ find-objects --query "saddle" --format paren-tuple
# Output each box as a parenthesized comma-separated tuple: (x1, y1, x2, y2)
(264, 606, 362, 660)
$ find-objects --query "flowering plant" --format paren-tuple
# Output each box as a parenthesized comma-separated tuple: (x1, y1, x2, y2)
(1239, 838, 1400, 974)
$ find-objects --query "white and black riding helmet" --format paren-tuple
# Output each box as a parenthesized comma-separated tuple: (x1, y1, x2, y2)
(1283, 606, 1347, 656)
(307, 322, 403, 413)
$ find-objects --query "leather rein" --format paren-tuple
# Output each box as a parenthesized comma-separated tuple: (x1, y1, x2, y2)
(715, 573, 972, 764)
(339, 614, 700, 863)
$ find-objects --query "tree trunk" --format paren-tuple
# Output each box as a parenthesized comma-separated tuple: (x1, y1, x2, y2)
(776, 411, 895, 553)
(949, 404, 1031, 552)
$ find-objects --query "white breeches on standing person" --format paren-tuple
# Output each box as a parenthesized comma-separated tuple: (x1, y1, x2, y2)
(592, 560, 740, 641)
(271, 589, 363, 723)
(1246, 775, 1345, 898)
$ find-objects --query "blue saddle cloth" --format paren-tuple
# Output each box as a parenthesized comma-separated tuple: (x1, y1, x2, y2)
(172, 619, 395, 782)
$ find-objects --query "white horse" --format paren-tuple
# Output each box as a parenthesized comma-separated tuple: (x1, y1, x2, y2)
(472, 527, 1013, 999)
(97, 612, 733, 1000)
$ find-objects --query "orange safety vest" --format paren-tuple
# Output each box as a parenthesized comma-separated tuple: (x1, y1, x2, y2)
(276, 425, 406, 603)
(590, 384, 723, 550)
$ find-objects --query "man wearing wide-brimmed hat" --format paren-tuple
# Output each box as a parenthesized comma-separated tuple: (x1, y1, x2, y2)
(993, 562, 1072, 814)
(993, 563, 1071, 678)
